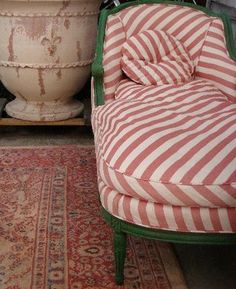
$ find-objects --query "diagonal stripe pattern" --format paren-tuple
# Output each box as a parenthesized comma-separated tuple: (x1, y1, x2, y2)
(196, 19, 236, 102)
(103, 4, 213, 103)
(93, 3, 236, 233)
(93, 78, 236, 233)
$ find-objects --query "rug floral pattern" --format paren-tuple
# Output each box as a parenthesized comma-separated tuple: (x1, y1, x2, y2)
(0, 146, 172, 289)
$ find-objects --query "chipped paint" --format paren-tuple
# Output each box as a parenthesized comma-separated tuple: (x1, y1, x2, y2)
(76, 41, 81, 61)
(58, 0, 71, 15)
(1, 0, 101, 121)
(36, 102, 45, 113)
(37, 69, 46, 96)
(64, 19, 70, 30)
(16, 67, 20, 78)
(15, 18, 49, 40)
(56, 69, 62, 79)
(41, 31, 62, 57)
(8, 28, 15, 61)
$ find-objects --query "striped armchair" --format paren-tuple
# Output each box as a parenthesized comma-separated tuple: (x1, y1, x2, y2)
(92, 0, 236, 284)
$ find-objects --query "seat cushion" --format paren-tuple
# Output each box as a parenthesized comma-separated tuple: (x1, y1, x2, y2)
(121, 30, 194, 86)
(99, 180, 236, 233)
(92, 79, 236, 232)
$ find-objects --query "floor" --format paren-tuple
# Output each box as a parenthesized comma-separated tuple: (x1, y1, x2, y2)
(174, 244, 236, 289)
(0, 125, 235, 289)
(0, 125, 94, 146)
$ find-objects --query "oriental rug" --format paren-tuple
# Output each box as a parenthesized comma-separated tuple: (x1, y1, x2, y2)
(0, 145, 187, 289)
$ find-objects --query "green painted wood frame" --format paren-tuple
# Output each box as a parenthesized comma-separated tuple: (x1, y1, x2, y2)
(92, 0, 236, 285)
(102, 208, 236, 285)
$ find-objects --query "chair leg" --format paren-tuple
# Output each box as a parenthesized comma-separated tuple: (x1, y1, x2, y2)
(114, 230, 127, 285)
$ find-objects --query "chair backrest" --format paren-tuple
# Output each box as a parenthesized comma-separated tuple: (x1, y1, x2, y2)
(98, 1, 236, 104)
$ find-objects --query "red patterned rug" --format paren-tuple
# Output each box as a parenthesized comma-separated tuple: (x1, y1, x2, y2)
(0, 145, 186, 289)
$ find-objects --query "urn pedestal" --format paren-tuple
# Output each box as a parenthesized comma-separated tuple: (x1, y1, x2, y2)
(0, 0, 101, 121)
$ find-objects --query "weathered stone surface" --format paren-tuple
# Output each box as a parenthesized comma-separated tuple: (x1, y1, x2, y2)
(0, 0, 101, 121)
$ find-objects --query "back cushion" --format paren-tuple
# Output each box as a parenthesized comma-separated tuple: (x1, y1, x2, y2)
(102, 3, 213, 103)
(121, 29, 194, 86)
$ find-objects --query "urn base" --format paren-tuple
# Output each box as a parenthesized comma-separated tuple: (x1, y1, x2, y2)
(5, 98, 84, 122)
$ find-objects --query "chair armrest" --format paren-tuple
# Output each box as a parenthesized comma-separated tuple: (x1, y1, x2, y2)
(196, 17, 236, 102)
(92, 61, 104, 107)
(93, 9, 126, 106)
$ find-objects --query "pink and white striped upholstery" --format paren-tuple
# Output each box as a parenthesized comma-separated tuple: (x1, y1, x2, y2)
(93, 78, 236, 233)
(121, 30, 194, 86)
(103, 4, 214, 103)
(92, 3, 236, 233)
(196, 19, 236, 102)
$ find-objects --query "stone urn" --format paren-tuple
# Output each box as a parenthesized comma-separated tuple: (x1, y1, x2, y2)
(0, 0, 101, 121)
